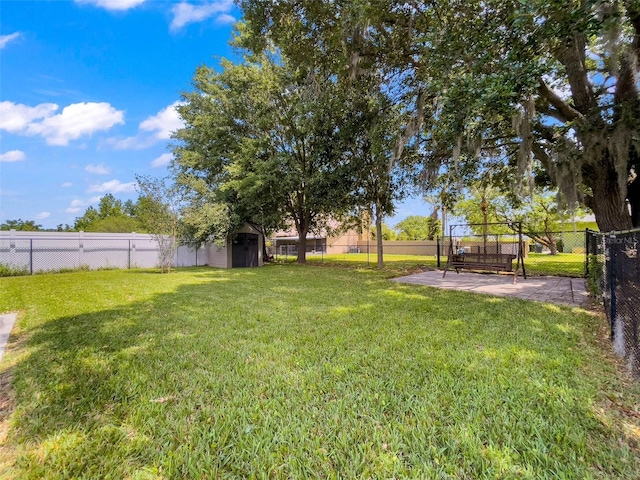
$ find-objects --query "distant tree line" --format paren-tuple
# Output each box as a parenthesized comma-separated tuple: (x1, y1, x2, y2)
(1, 194, 157, 233)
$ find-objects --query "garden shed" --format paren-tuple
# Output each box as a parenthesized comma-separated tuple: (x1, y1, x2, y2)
(206, 223, 264, 268)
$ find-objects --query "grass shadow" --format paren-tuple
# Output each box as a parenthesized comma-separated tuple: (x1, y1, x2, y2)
(0, 265, 638, 478)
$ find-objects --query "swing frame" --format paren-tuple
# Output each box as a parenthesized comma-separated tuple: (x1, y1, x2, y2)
(442, 222, 527, 281)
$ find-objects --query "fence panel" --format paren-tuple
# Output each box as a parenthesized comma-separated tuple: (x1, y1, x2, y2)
(0, 232, 206, 275)
(587, 229, 640, 378)
(441, 225, 586, 277)
(0, 238, 32, 274)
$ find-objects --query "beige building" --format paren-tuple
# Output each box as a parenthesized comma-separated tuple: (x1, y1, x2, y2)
(273, 224, 364, 256)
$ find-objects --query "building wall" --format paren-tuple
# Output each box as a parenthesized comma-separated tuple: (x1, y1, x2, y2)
(207, 244, 229, 268)
(326, 230, 361, 254)
(357, 240, 439, 256)
(205, 224, 265, 268)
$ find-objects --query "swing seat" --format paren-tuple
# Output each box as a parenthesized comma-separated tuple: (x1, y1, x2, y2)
(450, 253, 517, 273)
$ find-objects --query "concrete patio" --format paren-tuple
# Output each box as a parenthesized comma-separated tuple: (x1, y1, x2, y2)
(391, 270, 589, 307)
(0, 312, 17, 363)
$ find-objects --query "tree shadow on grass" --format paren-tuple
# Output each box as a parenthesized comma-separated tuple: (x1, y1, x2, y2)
(2, 267, 639, 478)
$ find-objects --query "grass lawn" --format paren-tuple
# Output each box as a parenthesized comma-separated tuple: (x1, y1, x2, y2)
(287, 252, 586, 278)
(0, 265, 639, 478)
(303, 253, 439, 271)
(524, 253, 586, 278)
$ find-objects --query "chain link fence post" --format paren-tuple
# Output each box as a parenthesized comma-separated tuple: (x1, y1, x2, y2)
(584, 228, 589, 277)
(609, 233, 617, 341)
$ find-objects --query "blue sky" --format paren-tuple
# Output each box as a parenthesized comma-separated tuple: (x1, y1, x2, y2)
(0, 0, 427, 229)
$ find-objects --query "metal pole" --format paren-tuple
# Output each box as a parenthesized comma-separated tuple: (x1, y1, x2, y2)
(128, 239, 131, 269)
(30, 238, 33, 275)
(609, 233, 617, 341)
(519, 223, 526, 279)
(584, 229, 589, 277)
(436, 236, 441, 269)
(367, 233, 370, 267)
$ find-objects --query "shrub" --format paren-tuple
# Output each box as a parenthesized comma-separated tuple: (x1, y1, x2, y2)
(0, 263, 29, 277)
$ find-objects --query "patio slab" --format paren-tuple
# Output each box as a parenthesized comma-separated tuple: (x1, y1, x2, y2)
(391, 271, 588, 307)
(0, 313, 17, 364)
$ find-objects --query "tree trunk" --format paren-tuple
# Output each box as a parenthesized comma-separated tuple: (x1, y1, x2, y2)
(297, 226, 308, 264)
(543, 216, 558, 255)
(547, 233, 558, 255)
(579, 141, 634, 231)
(588, 175, 633, 232)
(374, 202, 384, 269)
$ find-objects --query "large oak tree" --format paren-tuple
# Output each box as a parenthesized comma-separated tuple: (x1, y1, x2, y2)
(172, 41, 358, 263)
(241, 0, 640, 231)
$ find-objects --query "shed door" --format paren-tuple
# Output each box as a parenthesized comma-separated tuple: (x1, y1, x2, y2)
(232, 233, 259, 268)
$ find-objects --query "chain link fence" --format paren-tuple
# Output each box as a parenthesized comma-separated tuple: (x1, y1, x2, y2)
(586, 228, 640, 377)
(0, 233, 206, 276)
(269, 230, 586, 277)
(441, 229, 586, 277)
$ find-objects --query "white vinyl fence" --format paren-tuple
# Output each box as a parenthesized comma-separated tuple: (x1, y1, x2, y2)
(0, 230, 207, 274)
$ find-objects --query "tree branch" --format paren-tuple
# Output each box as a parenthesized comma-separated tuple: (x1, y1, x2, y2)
(615, 1, 640, 106)
(554, 32, 597, 115)
(537, 79, 581, 122)
(624, 0, 640, 62)
(531, 142, 552, 175)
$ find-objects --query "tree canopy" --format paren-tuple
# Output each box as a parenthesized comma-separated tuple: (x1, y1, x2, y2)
(72, 194, 147, 232)
(453, 185, 585, 254)
(240, 0, 640, 232)
(172, 35, 381, 263)
(0, 219, 43, 231)
(394, 215, 440, 241)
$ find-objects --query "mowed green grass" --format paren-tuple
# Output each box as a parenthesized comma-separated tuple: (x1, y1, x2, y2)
(304, 253, 439, 271)
(294, 252, 585, 278)
(525, 253, 585, 277)
(0, 266, 638, 478)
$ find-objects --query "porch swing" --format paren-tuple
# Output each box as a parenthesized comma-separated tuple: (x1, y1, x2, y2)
(442, 222, 527, 281)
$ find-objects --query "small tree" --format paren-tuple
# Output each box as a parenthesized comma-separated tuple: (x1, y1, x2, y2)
(454, 186, 585, 255)
(73, 193, 146, 232)
(370, 222, 397, 241)
(135, 175, 183, 273)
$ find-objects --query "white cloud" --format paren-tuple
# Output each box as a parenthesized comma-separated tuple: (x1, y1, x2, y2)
(87, 179, 136, 193)
(0, 150, 26, 162)
(110, 101, 183, 150)
(151, 153, 173, 168)
(30, 102, 125, 146)
(0, 101, 125, 146)
(75, 0, 146, 11)
(61, 182, 73, 188)
(216, 13, 236, 25)
(139, 101, 183, 140)
(0, 101, 58, 132)
(35, 212, 51, 220)
(0, 33, 22, 49)
(65, 195, 102, 213)
(170, 0, 234, 31)
(107, 135, 154, 150)
(85, 162, 110, 174)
